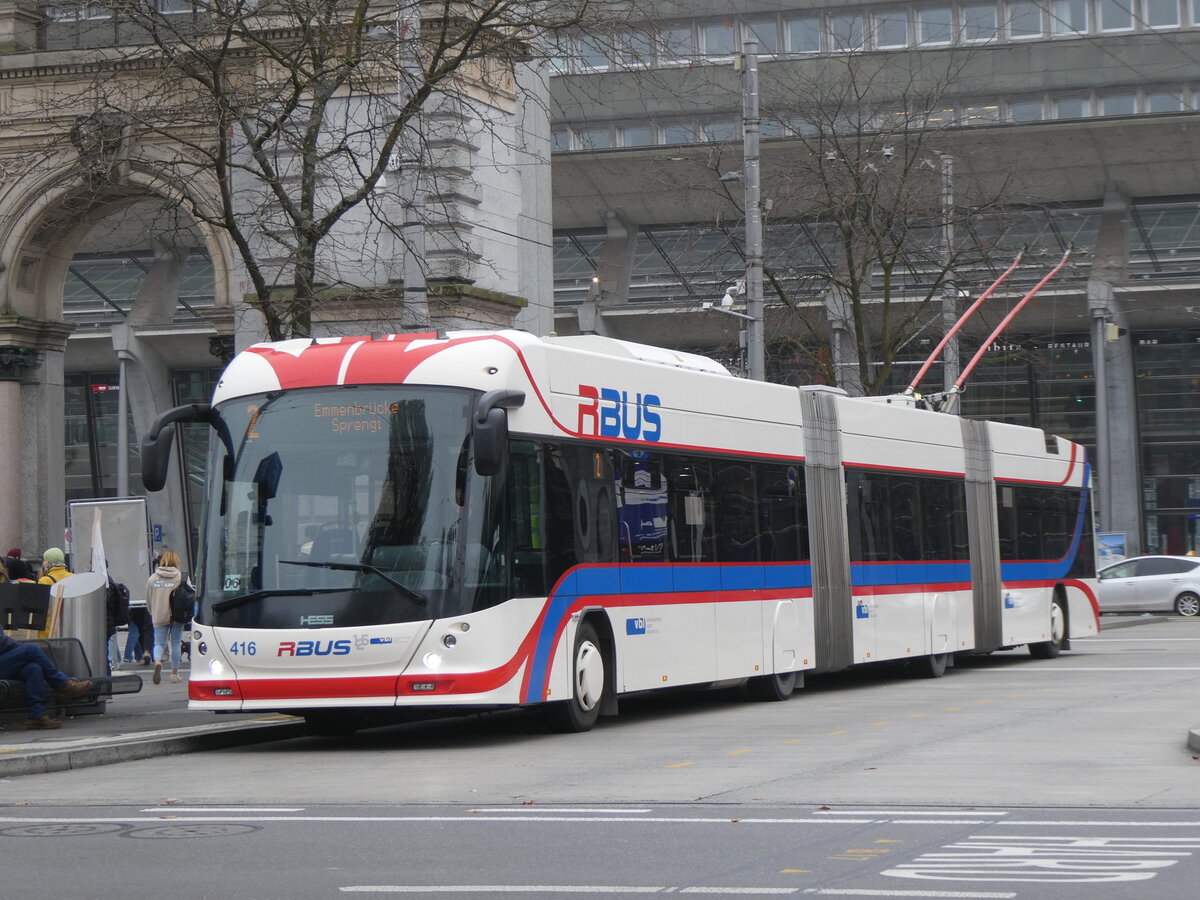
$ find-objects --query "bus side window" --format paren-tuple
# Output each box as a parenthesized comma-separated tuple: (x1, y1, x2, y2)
(508, 441, 547, 596)
(849, 471, 890, 562)
(997, 485, 1017, 560)
(888, 475, 921, 562)
(715, 461, 759, 562)
(616, 450, 667, 563)
(667, 456, 715, 563)
(757, 463, 808, 562)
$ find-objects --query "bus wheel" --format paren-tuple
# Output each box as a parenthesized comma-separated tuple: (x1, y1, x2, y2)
(303, 711, 361, 737)
(548, 622, 606, 733)
(747, 669, 797, 701)
(1175, 592, 1200, 617)
(912, 652, 949, 678)
(1029, 597, 1066, 659)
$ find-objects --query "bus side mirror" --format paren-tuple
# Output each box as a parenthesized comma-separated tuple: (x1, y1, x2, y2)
(141, 403, 235, 492)
(473, 390, 525, 477)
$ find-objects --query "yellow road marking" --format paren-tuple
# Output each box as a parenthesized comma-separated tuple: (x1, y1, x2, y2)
(728, 749, 752, 755)
(909, 713, 926, 718)
(827, 729, 848, 735)
(869, 721, 889, 726)
(944, 706, 961, 711)
(667, 761, 695, 768)
(780, 869, 810, 873)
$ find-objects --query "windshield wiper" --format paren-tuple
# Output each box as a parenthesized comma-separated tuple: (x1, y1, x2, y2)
(211, 588, 343, 615)
(279, 559, 428, 606)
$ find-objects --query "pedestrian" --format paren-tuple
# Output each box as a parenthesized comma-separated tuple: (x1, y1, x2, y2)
(145, 550, 185, 685)
(105, 572, 130, 674)
(3, 548, 32, 582)
(0, 621, 94, 729)
(37, 547, 73, 586)
(124, 577, 153, 668)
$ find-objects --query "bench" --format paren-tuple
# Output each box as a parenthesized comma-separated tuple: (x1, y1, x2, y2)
(2, 583, 142, 716)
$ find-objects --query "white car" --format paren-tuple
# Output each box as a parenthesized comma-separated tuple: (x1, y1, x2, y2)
(1097, 555, 1200, 617)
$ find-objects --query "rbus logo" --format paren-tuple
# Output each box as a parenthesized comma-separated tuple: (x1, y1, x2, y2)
(578, 385, 662, 442)
(278, 640, 352, 657)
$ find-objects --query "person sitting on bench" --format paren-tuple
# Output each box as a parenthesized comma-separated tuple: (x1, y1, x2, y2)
(0, 612, 95, 730)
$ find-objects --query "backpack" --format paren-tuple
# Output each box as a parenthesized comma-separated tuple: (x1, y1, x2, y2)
(170, 581, 196, 624)
(107, 578, 130, 627)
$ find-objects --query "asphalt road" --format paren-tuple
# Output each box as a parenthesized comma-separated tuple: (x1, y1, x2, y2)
(2, 618, 1198, 898)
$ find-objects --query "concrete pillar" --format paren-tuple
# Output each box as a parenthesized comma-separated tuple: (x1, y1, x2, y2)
(513, 61, 554, 337)
(576, 209, 637, 336)
(1087, 185, 1142, 554)
(0, 375, 23, 546)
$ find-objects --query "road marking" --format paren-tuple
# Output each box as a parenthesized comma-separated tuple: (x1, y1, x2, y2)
(976, 666, 1200, 671)
(828, 730, 848, 735)
(816, 816, 1003, 820)
(870, 722, 890, 727)
(803, 891, 1015, 898)
(666, 762, 695, 768)
(472, 808, 651, 814)
(139, 807, 304, 813)
(728, 749, 753, 755)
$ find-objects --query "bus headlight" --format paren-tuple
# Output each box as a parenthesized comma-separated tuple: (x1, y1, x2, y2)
(208, 659, 226, 676)
(422, 652, 443, 670)
(442, 634, 457, 649)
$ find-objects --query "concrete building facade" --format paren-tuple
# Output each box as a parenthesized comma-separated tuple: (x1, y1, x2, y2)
(548, 0, 1200, 557)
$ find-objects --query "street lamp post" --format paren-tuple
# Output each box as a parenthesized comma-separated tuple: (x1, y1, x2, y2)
(738, 38, 765, 381)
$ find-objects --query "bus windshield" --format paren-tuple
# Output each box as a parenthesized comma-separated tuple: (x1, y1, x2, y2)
(198, 386, 509, 629)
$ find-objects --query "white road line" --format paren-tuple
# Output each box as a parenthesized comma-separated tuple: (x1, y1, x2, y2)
(811, 816, 1008, 820)
(337, 888, 1016, 898)
(472, 808, 652, 814)
(803, 890, 1015, 898)
(138, 807, 305, 813)
(340, 888, 666, 895)
(976, 666, 1200, 671)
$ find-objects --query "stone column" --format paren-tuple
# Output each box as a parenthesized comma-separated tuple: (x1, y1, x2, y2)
(0, 345, 35, 547)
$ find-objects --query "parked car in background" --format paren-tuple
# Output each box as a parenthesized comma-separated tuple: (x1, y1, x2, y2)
(1097, 555, 1200, 616)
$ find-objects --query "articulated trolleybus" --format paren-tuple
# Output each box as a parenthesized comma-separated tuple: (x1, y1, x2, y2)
(142, 330, 1097, 734)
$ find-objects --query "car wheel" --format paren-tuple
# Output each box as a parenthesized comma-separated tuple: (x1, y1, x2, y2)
(546, 621, 606, 732)
(1175, 592, 1200, 617)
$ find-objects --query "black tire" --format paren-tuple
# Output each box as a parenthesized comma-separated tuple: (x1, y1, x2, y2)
(747, 668, 797, 701)
(547, 621, 607, 733)
(1029, 597, 1066, 659)
(912, 652, 949, 678)
(1174, 592, 1200, 617)
(303, 711, 361, 736)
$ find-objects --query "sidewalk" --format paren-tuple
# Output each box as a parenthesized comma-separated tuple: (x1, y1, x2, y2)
(0, 659, 307, 778)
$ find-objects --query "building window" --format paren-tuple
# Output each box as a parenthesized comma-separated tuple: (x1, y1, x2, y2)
(1145, 0, 1182, 27)
(619, 125, 654, 147)
(658, 23, 694, 64)
(579, 35, 609, 71)
(1051, 0, 1089, 34)
(575, 127, 612, 150)
(1098, 0, 1134, 30)
(874, 8, 909, 47)
(702, 121, 737, 142)
(1056, 96, 1092, 118)
(961, 103, 1002, 124)
(701, 21, 735, 59)
(743, 19, 779, 54)
(829, 14, 866, 51)
(961, 3, 999, 41)
(661, 123, 696, 144)
(552, 130, 571, 152)
(786, 16, 822, 53)
(1146, 90, 1186, 112)
(613, 29, 654, 67)
(1100, 94, 1137, 115)
(1009, 99, 1046, 121)
(916, 6, 954, 45)
(1007, 0, 1045, 37)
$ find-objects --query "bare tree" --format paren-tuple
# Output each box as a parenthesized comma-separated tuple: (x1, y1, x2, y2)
(48, 0, 627, 340)
(622, 48, 1036, 394)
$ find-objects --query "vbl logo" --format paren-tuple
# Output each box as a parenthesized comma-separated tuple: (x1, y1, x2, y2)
(578, 385, 662, 442)
(626, 617, 647, 635)
(278, 640, 352, 657)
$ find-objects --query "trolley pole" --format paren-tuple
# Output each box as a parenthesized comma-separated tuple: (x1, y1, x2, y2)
(740, 38, 765, 381)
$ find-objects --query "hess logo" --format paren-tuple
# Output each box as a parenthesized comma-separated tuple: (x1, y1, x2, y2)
(277, 640, 352, 657)
(578, 385, 662, 441)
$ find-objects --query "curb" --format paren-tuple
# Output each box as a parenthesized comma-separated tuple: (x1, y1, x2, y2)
(1099, 615, 1170, 630)
(1190, 728, 1200, 755)
(0, 720, 309, 778)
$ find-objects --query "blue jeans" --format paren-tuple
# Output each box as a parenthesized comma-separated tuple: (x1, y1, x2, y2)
(0, 643, 70, 719)
(153, 623, 185, 669)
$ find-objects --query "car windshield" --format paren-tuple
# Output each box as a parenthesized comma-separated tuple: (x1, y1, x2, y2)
(197, 386, 509, 628)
